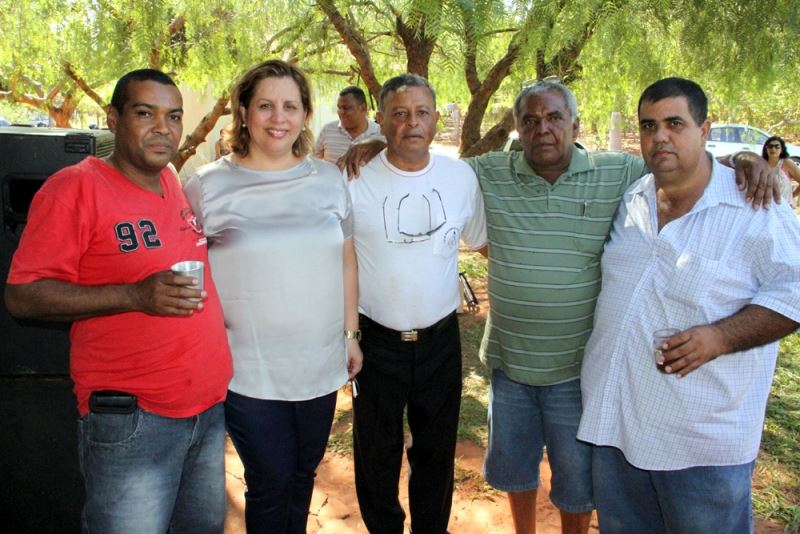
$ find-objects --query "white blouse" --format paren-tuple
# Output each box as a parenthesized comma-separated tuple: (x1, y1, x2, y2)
(185, 157, 352, 401)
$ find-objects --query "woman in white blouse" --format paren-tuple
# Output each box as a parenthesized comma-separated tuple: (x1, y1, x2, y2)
(184, 59, 362, 534)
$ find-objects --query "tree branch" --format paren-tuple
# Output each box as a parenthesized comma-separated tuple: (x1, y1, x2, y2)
(0, 90, 44, 107)
(64, 63, 106, 109)
(173, 93, 231, 172)
(318, 0, 382, 101)
(150, 15, 186, 69)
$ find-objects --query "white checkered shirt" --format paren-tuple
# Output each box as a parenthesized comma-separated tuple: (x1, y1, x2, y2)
(577, 159, 800, 470)
(314, 119, 384, 164)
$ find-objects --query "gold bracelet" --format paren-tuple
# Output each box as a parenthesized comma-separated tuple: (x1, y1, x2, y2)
(344, 329, 362, 341)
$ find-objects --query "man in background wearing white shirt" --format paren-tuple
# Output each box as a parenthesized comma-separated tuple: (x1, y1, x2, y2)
(315, 86, 383, 164)
(577, 77, 800, 534)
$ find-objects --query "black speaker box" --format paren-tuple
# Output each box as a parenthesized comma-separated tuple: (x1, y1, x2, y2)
(1, 126, 114, 375)
(0, 126, 114, 533)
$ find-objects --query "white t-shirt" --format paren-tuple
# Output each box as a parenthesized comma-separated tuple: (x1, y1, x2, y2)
(349, 150, 487, 330)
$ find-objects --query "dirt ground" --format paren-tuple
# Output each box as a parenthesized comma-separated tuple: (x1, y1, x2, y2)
(223, 393, 597, 534)
(223, 410, 785, 534)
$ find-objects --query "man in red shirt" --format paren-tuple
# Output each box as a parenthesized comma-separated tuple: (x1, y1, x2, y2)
(4, 69, 232, 533)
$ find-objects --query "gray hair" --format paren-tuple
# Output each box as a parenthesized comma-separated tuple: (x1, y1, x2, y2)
(513, 80, 579, 122)
(378, 74, 437, 113)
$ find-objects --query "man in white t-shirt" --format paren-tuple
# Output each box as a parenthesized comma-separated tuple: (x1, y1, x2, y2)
(315, 86, 383, 164)
(348, 74, 487, 534)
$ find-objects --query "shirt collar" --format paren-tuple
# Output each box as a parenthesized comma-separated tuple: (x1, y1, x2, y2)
(629, 153, 743, 211)
(338, 119, 377, 139)
(512, 144, 591, 184)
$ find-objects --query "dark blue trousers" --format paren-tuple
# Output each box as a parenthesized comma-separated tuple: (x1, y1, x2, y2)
(225, 389, 337, 534)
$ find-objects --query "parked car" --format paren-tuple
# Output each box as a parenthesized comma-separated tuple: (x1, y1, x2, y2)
(0, 117, 9, 127)
(706, 123, 800, 162)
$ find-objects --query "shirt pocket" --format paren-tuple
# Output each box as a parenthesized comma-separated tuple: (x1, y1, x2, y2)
(432, 223, 463, 258)
(664, 252, 719, 308)
(574, 200, 617, 255)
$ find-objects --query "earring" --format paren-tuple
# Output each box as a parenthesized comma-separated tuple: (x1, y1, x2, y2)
(302, 126, 306, 131)
(242, 123, 247, 129)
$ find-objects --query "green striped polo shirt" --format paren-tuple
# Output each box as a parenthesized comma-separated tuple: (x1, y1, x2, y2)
(466, 147, 646, 385)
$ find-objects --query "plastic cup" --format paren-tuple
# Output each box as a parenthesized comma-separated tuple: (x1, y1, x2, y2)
(653, 328, 680, 373)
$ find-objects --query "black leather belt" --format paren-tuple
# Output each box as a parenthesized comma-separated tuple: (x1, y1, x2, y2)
(359, 311, 457, 342)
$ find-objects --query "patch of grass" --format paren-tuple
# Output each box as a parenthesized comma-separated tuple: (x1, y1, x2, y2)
(458, 249, 488, 280)
(753, 333, 800, 531)
(454, 462, 500, 499)
(458, 313, 490, 445)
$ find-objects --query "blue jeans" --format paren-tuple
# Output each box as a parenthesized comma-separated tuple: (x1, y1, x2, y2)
(225, 389, 337, 534)
(483, 370, 593, 513)
(78, 402, 226, 534)
(592, 446, 754, 534)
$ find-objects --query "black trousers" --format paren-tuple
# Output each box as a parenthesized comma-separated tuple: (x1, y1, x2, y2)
(352, 313, 462, 534)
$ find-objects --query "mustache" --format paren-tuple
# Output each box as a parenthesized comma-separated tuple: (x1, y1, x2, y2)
(650, 144, 674, 156)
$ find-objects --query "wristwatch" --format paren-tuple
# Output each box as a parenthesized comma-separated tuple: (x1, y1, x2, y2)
(344, 329, 362, 341)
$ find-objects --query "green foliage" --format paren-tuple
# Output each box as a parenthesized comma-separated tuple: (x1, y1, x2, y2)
(458, 251, 488, 279)
(572, 0, 800, 140)
(3, 0, 799, 146)
(0, 101, 33, 122)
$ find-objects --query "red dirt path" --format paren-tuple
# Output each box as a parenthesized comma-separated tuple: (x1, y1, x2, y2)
(223, 392, 597, 534)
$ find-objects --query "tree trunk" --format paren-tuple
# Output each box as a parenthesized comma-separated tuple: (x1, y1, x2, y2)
(172, 94, 230, 172)
(0, 80, 82, 127)
(461, 109, 515, 157)
(49, 109, 72, 128)
(396, 16, 435, 78)
(460, 41, 521, 155)
(47, 91, 78, 128)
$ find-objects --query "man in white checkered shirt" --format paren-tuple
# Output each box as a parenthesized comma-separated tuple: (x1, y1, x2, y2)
(315, 86, 383, 164)
(577, 77, 800, 534)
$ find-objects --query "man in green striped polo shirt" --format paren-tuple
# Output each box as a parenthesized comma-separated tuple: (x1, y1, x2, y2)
(467, 79, 772, 534)
(468, 80, 638, 534)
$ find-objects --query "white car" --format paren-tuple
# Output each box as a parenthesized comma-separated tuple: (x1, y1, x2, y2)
(706, 124, 800, 162)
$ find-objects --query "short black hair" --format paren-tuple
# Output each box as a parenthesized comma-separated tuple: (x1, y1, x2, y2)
(638, 77, 707, 126)
(378, 74, 436, 113)
(110, 69, 178, 113)
(339, 86, 367, 106)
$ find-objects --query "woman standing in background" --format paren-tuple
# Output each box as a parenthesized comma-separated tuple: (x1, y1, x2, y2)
(762, 135, 800, 208)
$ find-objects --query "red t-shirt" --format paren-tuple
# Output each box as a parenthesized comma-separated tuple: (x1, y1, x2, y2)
(8, 157, 232, 417)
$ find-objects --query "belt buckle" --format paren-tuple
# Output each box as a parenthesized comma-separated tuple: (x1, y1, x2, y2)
(400, 329, 418, 342)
